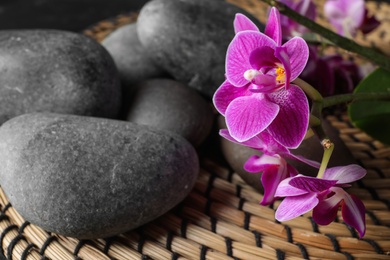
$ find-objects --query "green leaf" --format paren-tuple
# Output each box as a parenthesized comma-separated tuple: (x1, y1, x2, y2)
(348, 67, 390, 145)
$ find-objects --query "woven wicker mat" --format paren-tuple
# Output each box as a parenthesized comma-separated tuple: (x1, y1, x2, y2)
(2, 0, 390, 259)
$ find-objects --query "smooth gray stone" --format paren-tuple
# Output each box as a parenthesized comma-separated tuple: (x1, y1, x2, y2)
(101, 23, 166, 95)
(137, 0, 264, 98)
(126, 79, 214, 146)
(0, 113, 199, 239)
(0, 29, 121, 124)
(218, 116, 357, 192)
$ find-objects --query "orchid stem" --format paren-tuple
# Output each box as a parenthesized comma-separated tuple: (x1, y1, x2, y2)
(323, 92, 390, 108)
(317, 139, 334, 179)
(259, 0, 390, 71)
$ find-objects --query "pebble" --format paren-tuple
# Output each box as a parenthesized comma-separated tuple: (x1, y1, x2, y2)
(137, 0, 264, 98)
(101, 23, 166, 96)
(0, 113, 199, 239)
(0, 29, 121, 124)
(125, 79, 214, 146)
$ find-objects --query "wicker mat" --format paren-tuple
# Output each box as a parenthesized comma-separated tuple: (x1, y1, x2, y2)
(2, 1, 390, 259)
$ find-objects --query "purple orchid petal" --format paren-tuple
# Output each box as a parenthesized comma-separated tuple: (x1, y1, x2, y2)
(275, 176, 308, 197)
(244, 154, 282, 173)
(312, 191, 341, 225)
(282, 37, 309, 81)
(265, 7, 282, 46)
(213, 80, 251, 115)
(260, 157, 289, 205)
(219, 129, 266, 150)
(275, 192, 319, 221)
(341, 192, 366, 238)
(226, 31, 276, 87)
(249, 46, 278, 71)
(261, 131, 290, 155)
(266, 85, 309, 148)
(274, 47, 291, 89)
(323, 165, 366, 184)
(225, 95, 279, 142)
(289, 175, 338, 192)
(234, 13, 259, 34)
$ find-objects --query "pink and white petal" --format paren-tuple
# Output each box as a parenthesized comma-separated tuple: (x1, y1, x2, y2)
(245, 154, 282, 173)
(213, 80, 250, 115)
(323, 165, 366, 184)
(260, 160, 289, 205)
(275, 193, 318, 221)
(267, 86, 309, 148)
(234, 13, 259, 33)
(226, 31, 276, 87)
(265, 7, 282, 46)
(282, 37, 309, 80)
(225, 95, 279, 142)
(347, 0, 365, 28)
(289, 175, 338, 192)
(338, 188, 366, 238)
(219, 129, 266, 149)
(312, 193, 341, 225)
(275, 176, 308, 197)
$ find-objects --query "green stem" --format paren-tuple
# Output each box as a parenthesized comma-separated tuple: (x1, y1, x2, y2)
(317, 139, 334, 179)
(323, 92, 390, 108)
(259, 0, 390, 71)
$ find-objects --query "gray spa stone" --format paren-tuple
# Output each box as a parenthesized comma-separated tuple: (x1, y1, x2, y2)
(0, 113, 199, 239)
(101, 23, 166, 94)
(137, 0, 264, 98)
(125, 79, 214, 146)
(0, 29, 121, 124)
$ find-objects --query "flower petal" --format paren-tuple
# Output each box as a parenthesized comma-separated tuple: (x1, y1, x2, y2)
(313, 192, 341, 225)
(266, 85, 309, 148)
(275, 193, 318, 221)
(219, 129, 266, 149)
(289, 175, 338, 192)
(282, 37, 309, 81)
(265, 7, 282, 46)
(244, 154, 282, 173)
(249, 46, 278, 70)
(275, 176, 308, 197)
(342, 192, 366, 238)
(323, 164, 366, 184)
(225, 95, 279, 142)
(234, 13, 259, 33)
(226, 31, 276, 87)
(213, 80, 250, 115)
(260, 157, 289, 205)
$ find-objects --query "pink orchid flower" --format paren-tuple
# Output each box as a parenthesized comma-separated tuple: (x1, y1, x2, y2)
(275, 164, 366, 237)
(279, 0, 317, 37)
(220, 129, 319, 205)
(213, 8, 310, 148)
(324, 0, 365, 37)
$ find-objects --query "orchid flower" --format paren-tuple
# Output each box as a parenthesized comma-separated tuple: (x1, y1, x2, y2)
(279, 0, 317, 37)
(275, 164, 366, 237)
(213, 8, 310, 149)
(324, 0, 365, 37)
(220, 129, 319, 205)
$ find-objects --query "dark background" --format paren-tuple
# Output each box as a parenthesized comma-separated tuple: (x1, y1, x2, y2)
(0, 0, 149, 32)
